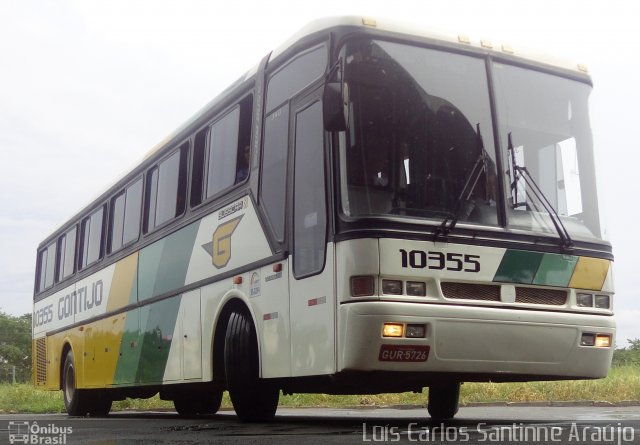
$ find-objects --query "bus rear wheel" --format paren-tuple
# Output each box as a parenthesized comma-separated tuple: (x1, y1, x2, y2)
(87, 391, 112, 417)
(174, 389, 223, 417)
(427, 382, 460, 420)
(224, 310, 279, 422)
(62, 350, 90, 416)
(63, 350, 112, 416)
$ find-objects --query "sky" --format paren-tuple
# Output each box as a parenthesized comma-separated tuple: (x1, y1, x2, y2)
(0, 0, 639, 346)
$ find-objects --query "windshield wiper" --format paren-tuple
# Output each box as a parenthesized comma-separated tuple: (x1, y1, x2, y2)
(434, 124, 487, 240)
(507, 133, 573, 250)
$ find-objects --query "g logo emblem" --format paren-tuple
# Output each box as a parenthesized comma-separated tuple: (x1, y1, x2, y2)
(212, 216, 243, 268)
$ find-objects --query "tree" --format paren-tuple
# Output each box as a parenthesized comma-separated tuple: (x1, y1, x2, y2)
(612, 338, 640, 367)
(0, 312, 32, 366)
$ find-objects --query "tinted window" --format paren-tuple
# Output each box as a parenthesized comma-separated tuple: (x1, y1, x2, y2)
(260, 106, 289, 241)
(109, 178, 142, 253)
(190, 96, 253, 207)
(110, 192, 126, 253)
(145, 145, 188, 232)
(266, 45, 328, 113)
(190, 128, 208, 207)
(123, 179, 143, 244)
(37, 249, 47, 293)
(293, 101, 326, 277)
(57, 227, 77, 281)
(37, 242, 57, 292)
(80, 207, 104, 269)
(207, 107, 240, 197)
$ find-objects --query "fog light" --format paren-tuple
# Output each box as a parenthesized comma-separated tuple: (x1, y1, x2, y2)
(580, 333, 595, 346)
(595, 295, 610, 309)
(406, 281, 426, 296)
(595, 334, 612, 348)
(405, 324, 426, 338)
(382, 280, 402, 295)
(351, 276, 374, 297)
(383, 323, 403, 337)
(577, 293, 593, 307)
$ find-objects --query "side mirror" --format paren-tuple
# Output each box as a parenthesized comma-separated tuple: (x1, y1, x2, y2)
(323, 82, 349, 132)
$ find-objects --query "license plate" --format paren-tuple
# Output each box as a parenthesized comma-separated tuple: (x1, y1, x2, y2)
(379, 345, 430, 362)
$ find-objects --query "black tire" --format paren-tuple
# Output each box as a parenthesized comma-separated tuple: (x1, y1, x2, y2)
(87, 391, 112, 417)
(174, 390, 223, 417)
(224, 310, 279, 422)
(427, 382, 461, 420)
(62, 350, 90, 416)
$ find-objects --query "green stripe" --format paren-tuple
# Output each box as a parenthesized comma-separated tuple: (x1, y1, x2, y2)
(138, 221, 200, 301)
(113, 309, 142, 385)
(136, 295, 182, 383)
(533, 254, 578, 287)
(494, 250, 544, 284)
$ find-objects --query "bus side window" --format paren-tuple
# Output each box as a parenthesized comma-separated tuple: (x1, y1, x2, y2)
(190, 95, 253, 208)
(190, 128, 208, 207)
(36, 248, 47, 293)
(108, 178, 143, 253)
(259, 45, 327, 243)
(57, 226, 77, 282)
(144, 144, 188, 232)
(206, 107, 240, 197)
(260, 105, 290, 242)
(36, 242, 56, 293)
(79, 206, 105, 270)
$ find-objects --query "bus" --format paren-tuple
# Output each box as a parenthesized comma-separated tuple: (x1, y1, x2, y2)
(32, 16, 615, 421)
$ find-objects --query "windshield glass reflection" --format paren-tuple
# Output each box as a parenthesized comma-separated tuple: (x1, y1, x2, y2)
(493, 62, 603, 241)
(341, 39, 499, 227)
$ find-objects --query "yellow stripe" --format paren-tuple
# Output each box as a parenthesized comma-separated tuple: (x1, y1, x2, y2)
(107, 252, 138, 311)
(84, 252, 137, 387)
(569, 257, 610, 290)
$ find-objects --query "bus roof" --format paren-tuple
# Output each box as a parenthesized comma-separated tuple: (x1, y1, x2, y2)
(272, 16, 590, 75)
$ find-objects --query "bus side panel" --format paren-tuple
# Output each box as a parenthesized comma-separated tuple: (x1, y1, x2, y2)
(161, 289, 202, 381)
(288, 243, 336, 377)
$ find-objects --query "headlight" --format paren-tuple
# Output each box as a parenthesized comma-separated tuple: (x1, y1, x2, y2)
(382, 280, 402, 295)
(576, 293, 593, 307)
(595, 295, 610, 309)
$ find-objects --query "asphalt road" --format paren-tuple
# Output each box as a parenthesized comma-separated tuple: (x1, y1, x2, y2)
(2, 406, 640, 444)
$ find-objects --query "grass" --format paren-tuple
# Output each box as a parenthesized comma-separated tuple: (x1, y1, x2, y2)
(1, 366, 638, 414)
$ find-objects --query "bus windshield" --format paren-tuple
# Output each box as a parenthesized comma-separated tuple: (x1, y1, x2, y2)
(339, 38, 604, 242)
(493, 62, 603, 241)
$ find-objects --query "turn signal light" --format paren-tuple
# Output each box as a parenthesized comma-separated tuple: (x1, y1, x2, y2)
(595, 334, 612, 348)
(382, 323, 404, 337)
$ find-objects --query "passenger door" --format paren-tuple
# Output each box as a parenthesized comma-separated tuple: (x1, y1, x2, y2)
(288, 93, 335, 376)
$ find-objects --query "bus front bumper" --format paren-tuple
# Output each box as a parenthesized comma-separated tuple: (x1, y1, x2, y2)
(338, 301, 615, 380)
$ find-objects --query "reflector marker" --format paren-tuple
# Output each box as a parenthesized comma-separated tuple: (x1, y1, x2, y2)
(263, 312, 278, 321)
(308, 296, 327, 307)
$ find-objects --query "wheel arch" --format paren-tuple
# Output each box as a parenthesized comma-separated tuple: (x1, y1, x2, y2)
(210, 293, 258, 386)
(59, 341, 73, 391)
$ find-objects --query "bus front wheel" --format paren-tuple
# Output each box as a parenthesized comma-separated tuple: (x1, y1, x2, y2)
(224, 310, 279, 421)
(427, 382, 461, 420)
